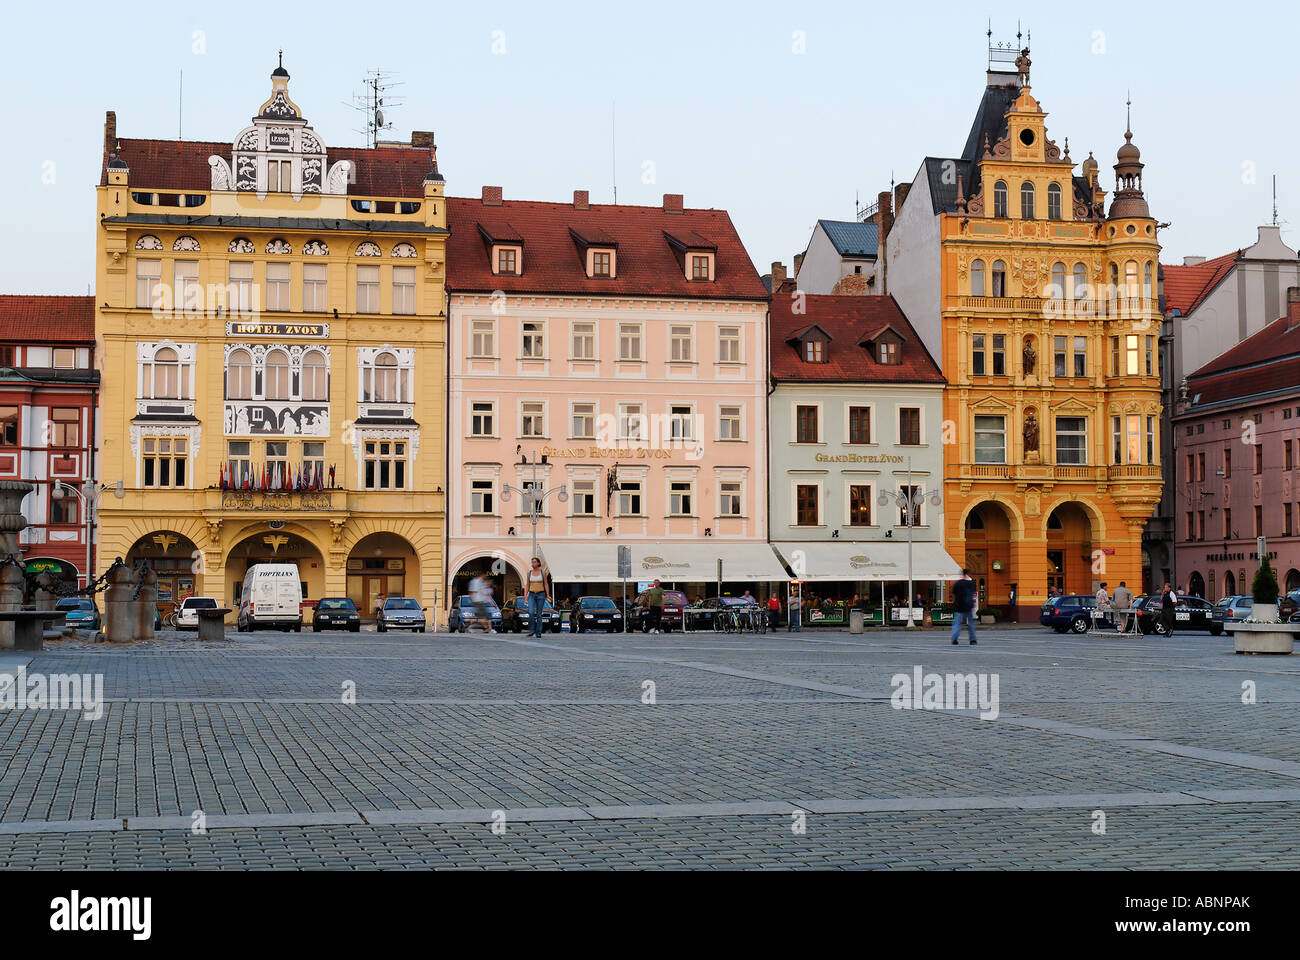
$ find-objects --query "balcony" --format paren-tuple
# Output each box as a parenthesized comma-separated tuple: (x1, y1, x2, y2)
(959, 463, 1140, 483)
(1108, 463, 1163, 482)
(215, 489, 338, 512)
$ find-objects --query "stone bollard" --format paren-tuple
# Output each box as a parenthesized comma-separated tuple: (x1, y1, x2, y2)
(0, 560, 23, 650)
(103, 561, 133, 643)
(132, 563, 158, 642)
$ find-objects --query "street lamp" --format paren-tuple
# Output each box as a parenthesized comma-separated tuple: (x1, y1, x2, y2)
(500, 452, 568, 568)
(50, 480, 126, 592)
(878, 457, 943, 628)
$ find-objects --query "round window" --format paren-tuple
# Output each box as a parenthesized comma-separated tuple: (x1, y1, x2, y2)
(1019, 128, 1035, 146)
(1126, 224, 1136, 235)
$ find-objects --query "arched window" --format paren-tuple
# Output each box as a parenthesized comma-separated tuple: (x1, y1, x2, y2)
(993, 181, 1008, 218)
(301, 351, 328, 401)
(1047, 183, 1062, 221)
(1110, 262, 1120, 291)
(991, 260, 1007, 297)
(151, 347, 181, 399)
(373, 352, 399, 402)
(1020, 181, 1035, 219)
(265, 350, 291, 401)
(1143, 262, 1153, 301)
(971, 259, 986, 296)
(1051, 262, 1066, 300)
(1072, 263, 1088, 300)
(1125, 260, 1139, 299)
(227, 349, 253, 399)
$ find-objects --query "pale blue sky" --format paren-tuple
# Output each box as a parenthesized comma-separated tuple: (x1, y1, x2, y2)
(3, 0, 1297, 294)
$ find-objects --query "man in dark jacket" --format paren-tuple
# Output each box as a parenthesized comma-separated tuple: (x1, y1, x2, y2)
(951, 570, 977, 645)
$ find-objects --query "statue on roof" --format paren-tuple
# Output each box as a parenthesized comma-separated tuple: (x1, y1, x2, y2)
(1015, 47, 1031, 86)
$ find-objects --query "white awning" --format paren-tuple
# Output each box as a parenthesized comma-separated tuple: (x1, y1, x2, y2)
(540, 541, 788, 583)
(770, 541, 963, 582)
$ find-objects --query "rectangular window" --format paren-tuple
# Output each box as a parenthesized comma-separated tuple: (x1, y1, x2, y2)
(1224, 508, 1232, 540)
(173, 261, 199, 311)
(470, 480, 494, 515)
(848, 406, 872, 444)
(1146, 416, 1155, 464)
(1186, 452, 1194, 482)
(1255, 444, 1264, 474)
(471, 319, 495, 357)
(1224, 447, 1232, 478)
(804, 340, 824, 363)
(1198, 510, 1206, 540)
(1074, 337, 1087, 378)
(717, 326, 740, 363)
(1186, 511, 1195, 540)
(848, 485, 872, 526)
(618, 403, 644, 441)
(1145, 336, 1154, 377)
(497, 248, 517, 276)
(991, 335, 1005, 376)
(520, 402, 545, 438)
(521, 321, 545, 359)
(1055, 416, 1087, 465)
(135, 259, 161, 309)
(719, 481, 742, 516)
(228, 262, 254, 314)
(618, 480, 643, 517)
(1196, 451, 1205, 482)
(1255, 505, 1263, 537)
(1125, 334, 1140, 375)
(1111, 337, 1120, 377)
(1054, 336, 1067, 378)
(1286, 504, 1294, 538)
(619, 323, 642, 361)
(571, 322, 595, 359)
(302, 441, 324, 481)
(266, 262, 290, 311)
(1131, 416, 1146, 467)
(363, 440, 406, 490)
(691, 255, 710, 280)
(392, 266, 416, 315)
(470, 401, 495, 437)
(1113, 417, 1123, 464)
(303, 264, 328, 313)
(142, 436, 187, 488)
(974, 415, 1006, 464)
(227, 440, 251, 489)
(669, 481, 693, 516)
(796, 405, 819, 443)
(670, 325, 692, 362)
(265, 441, 288, 483)
(898, 485, 922, 527)
(267, 159, 290, 193)
(571, 402, 595, 439)
(0, 408, 15, 446)
(718, 405, 741, 440)
(878, 342, 898, 364)
(50, 408, 80, 447)
(971, 333, 986, 376)
(591, 251, 612, 277)
(898, 407, 921, 446)
(795, 485, 818, 526)
(571, 480, 596, 516)
(669, 405, 694, 441)
(1287, 440, 1294, 471)
(50, 494, 77, 526)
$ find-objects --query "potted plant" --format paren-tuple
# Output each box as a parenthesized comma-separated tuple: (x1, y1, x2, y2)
(1252, 556, 1280, 623)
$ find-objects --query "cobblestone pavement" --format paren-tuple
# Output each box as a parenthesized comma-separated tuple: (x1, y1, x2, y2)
(2, 626, 1299, 868)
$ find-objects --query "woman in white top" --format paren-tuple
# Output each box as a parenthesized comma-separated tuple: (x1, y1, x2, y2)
(526, 557, 550, 637)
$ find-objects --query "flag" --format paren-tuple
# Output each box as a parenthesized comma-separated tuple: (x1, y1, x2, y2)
(219, 463, 226, 490)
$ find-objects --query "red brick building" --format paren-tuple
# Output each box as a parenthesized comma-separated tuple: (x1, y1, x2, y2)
(0, 296, 100, 588)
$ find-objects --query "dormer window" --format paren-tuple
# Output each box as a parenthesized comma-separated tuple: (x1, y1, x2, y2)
(664, 230, 717, 282)
(267, 159, 292, 193)
(590, 249, 613, 278)
(878, 342, 899, 365)
(496, 246, 519, 276)
(804, 340, 825, 363)
(691, 255, 711, 281)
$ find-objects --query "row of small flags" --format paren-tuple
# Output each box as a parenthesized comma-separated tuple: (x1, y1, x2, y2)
(219, 461, 334, 491)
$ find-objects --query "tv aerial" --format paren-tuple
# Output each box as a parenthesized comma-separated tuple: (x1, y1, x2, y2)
(348, 70, 405, 147)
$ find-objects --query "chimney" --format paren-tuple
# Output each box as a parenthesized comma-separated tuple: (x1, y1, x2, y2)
(771, 262, 787, 291)
(876, 191, 894, 244)
(573, 190, 589, 211)
(793, 252, 805, 278)
(1183, 255, 1206, 266)
(104, 110, 117, 159)
(1288, 287, 1300, 329)
(894, 181, 911, 215)
(482, 185, 503, 206)
(410, 130, 436, 148)
(663, 193, 684, 214)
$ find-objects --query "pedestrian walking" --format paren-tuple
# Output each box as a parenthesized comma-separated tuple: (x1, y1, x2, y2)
(469, 574, 495, 633)
(647, 578, 665, 634)
(526, 556, 549, 638)
(1159, 582, 1178, 637)
(1111, 580, 1134, 633)
(1095, 582, 1112, 628)
(951, 570, 977, 645)
(788, 586, 802, 632)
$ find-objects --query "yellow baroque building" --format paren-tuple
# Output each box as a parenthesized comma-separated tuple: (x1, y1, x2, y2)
(94, 61, 448, 620)
(887, 51, 1162, 620)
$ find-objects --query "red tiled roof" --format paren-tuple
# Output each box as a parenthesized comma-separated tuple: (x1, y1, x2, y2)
(0, 296, 95, 343)
(446, 196, 766, 300)
(102, 138, 435, 198)
(769, 294, 944, 383)
(1161, 250, 1238, 315)
(1182, 311, 1300, 408)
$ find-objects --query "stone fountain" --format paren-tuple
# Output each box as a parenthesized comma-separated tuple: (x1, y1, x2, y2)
(0, 480, 34, 649)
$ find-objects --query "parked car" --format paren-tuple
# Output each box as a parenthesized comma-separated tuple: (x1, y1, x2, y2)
(572, 596, 624, 633)
(1134, 593, 1223, 635)
(176, 596, 218, 630)
(237, 563, 303, 632)
(629, 589, 689, 632)
(312, 597, 361, 632)
(54, 597, 101, 631)
(1280, 591, 1300, 620)
(1216, 595, 1253, 623)
(376, 596, 426, 633)
(683, 596, 753, 631)
(449, 594, 502, 633)
(1039, 594, 1098, 633)
(502, 596, 561, 633)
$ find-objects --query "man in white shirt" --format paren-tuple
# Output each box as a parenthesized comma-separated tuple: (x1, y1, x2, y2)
(1095, 582, 1112, 627)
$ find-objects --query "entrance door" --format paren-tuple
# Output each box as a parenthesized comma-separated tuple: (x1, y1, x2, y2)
(364, 576, 386, 617)
(1046, 550, 1065, 596)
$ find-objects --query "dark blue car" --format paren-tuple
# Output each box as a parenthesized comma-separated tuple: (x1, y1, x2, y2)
(55, 597, 100, 631)
(1039, 594, 1098, 633)
(449, 594, 502, 633)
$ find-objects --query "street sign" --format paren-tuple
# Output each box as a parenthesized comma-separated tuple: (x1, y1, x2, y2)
(617, 545, 631, 580)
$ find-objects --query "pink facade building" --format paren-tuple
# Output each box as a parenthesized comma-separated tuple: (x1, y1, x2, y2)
(445, 188, 783, 602)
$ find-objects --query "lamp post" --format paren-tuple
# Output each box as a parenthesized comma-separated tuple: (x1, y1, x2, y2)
(51, 479, 125, 592)
(878, 457, 943, 629)
(500, 452, 568, 570)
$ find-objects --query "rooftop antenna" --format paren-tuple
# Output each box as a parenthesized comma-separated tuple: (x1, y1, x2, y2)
(1273, 174, 1279, 227)
(1126, 90, 1132, 134)
(348, 70, 405, 148)
(178, 69, 183, 139)
(611, 100, 618, 204)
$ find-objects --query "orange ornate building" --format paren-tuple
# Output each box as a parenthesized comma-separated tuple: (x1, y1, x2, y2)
(884, 42, 1163, 620)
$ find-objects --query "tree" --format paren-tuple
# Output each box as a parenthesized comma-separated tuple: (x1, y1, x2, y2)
(1252, 555, 1280, 606)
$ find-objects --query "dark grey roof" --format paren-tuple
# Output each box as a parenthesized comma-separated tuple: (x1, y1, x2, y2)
(817, 220, 878, 257)
(353, 416, 419, 427)
(130, 414, 199, 423)
(0, 367, 100, 385)
(959, 82, 1019, 165)
(101, 214, 448, 236)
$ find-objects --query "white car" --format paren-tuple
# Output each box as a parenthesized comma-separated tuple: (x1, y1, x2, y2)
(176, 596, 218, 630)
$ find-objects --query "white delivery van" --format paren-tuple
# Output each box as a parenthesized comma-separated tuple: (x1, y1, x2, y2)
(236, 563, 303, 632)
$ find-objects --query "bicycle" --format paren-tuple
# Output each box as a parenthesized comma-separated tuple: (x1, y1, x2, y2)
(162, 610, 179, 629)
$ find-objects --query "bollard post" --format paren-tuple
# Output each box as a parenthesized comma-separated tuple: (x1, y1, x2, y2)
(103, 561, 133, 643)
(0, 559, 22, 650)
(133, 562, 158, 642)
